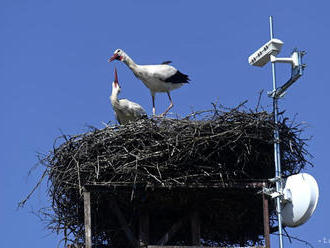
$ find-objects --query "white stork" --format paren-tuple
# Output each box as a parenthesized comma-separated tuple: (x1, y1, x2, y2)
(110, 68, 147, 125)
(108, 49, 190, 116)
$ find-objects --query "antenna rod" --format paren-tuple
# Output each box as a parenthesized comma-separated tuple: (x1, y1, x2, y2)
(269, 15, 284, 248)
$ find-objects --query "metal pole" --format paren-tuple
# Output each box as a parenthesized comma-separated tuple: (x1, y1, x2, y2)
(263, 192, 271, 248)
(269, 16, 284, 248)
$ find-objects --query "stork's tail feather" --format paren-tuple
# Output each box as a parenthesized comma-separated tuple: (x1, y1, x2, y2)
(165, 70, 190, 84)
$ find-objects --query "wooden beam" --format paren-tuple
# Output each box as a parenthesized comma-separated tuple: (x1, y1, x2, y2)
(84, 181, 267, 192)
(139, 209, 150, 247)
(83, 191, 92, 248)
(148, 246, 265, 248)
(109, 197, 138, 248)
(149, 246, 208, 248)
(263, 193, 271, 248)
(191, 211, 201, 245)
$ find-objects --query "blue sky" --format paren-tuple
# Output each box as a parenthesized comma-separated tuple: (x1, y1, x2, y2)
(1, 1, 329, 247)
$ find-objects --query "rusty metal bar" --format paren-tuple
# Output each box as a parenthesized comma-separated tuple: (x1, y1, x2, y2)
(263, 193, 271, 248)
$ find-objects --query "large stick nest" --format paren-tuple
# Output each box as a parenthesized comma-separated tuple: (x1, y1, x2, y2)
(35, 104, 311, 247)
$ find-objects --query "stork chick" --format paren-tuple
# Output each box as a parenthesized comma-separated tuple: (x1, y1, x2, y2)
(108, 49, 190, 116)
(110, 68, 147, 125)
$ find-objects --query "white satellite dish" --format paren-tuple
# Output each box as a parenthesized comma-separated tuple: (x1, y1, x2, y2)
(281, 173, 319, 227)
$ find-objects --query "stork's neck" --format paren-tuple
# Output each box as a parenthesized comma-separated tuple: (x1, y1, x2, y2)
(110, 87, 119, 105)
(123, 53, 138, 71)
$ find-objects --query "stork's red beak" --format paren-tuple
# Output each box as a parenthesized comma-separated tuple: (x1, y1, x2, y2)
(114, 68, 119, 86)
(108, 53, 119, 62)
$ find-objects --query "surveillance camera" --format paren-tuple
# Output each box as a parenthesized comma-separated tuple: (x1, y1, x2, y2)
(248, 38, 284, 67)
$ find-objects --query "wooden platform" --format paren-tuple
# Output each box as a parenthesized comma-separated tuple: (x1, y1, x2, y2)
(83, 182, 271, 248)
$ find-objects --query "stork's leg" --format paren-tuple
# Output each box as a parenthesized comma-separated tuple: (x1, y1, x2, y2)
(152, 93, 156, 116)
(160, 92, 174, 117)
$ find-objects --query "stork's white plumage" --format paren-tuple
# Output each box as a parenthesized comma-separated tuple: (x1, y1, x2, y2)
(110, 68, 147, 125)
(108, 49, 190, 116)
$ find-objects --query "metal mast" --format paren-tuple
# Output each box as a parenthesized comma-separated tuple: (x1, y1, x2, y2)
(248, 15, 306, 248)
(269, 16, 284, 248)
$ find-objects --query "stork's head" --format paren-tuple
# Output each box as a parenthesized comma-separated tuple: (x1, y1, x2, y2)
(112, 68, 121, 94)
(108, 49, 125, 62)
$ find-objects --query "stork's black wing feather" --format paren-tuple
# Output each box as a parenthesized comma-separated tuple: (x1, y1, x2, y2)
(164, 70, 190, 84)
(162, 61, 172, 65)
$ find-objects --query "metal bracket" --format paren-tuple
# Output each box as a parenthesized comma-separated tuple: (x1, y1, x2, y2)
(259, 177, 284, 199)
(260, 177, 293, 204)
(260, 187, 283, 199)
(268, 176, 282, 183)
(260, 187, 290, 203)
(270, 52, 299, 68)
(273, 137, 281, 144)
(268, 50, 306, 99)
